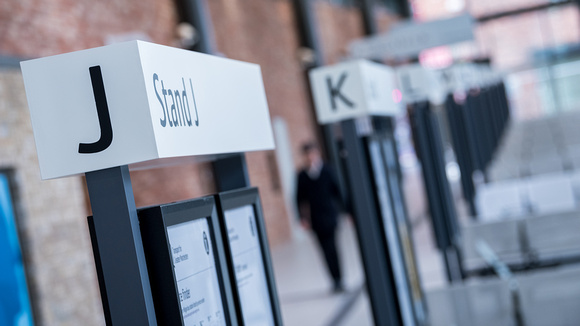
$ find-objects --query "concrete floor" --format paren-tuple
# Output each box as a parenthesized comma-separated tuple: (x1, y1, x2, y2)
(269, 129, 580, 325)
(270, 214, 450, 326)
(270, 166, 448, 326)
(271, 219, 372, 326)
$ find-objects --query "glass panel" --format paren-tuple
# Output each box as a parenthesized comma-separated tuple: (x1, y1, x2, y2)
(224, 205, 275, 326)
(167, 218, 226, 326)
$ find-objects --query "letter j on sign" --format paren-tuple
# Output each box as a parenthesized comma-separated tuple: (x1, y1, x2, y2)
(78, 66, 114, 154)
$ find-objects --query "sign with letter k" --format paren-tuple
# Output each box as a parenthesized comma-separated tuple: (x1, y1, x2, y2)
(309, 60, 401, 125)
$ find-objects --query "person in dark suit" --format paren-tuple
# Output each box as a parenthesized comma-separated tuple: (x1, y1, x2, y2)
(296, 142, 344, 293)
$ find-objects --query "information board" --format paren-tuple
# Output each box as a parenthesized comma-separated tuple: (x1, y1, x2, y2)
(224, 205, 275, 326)
(167, 218, 226, 326)
(138, 197, 237, 326)
(216, 188, 282, 326)
(366, 139, 416, 326)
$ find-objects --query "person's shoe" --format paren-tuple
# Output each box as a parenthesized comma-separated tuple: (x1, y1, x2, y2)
(332, 282, 345, 294)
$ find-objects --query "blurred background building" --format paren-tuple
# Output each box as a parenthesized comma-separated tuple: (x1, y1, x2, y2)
(1, 0, 580, 325)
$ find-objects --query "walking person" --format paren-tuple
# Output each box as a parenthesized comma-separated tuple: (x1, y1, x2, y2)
(296, 142, 345, 293)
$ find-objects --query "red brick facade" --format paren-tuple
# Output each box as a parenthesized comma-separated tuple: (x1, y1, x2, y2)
(0, 0, 402, 248)
(0, 0, 178, 57)
(0, 1, 404, 324)
(411, 0, 580, 70)
(5, 0, 578, 325)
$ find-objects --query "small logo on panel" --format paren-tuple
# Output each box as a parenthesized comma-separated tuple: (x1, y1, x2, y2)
(203, 231, 209, 255)
(249, 215, 256, 237)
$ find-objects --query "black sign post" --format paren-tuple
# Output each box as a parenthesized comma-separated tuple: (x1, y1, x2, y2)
(341, 118, 402, 326)
(410, 102, 464, 282)
(340, 117, 428, 326)
(86, 166, 157, 325)
(444, 81, 511, 219)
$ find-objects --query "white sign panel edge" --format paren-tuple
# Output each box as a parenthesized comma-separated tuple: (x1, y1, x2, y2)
(349, 14, 475, 60)
(21, 41, 158, 180)
(358, 60, 402, 117)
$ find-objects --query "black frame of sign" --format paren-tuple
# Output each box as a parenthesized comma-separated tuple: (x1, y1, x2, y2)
(363, 135, 417, 326)
(379, 135, 428, 324)
(137, 196, 238, 326)
(215, 187, 283, 326)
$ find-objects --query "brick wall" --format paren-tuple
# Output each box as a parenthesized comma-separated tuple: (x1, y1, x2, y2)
(131, 162, 216, 207)
(409, 0, 580, 70)
(0, 0, 178, 57)
(0, 68, 103, 325)
(477, 5, 580, 70)
(0, 1, 181, 325)
(206, 0, 396, 245)
(0, 0, 401, 324)
(317, 2, 365, 63)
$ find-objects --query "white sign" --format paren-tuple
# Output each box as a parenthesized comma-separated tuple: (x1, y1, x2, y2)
(309, 60, 401, 124)
(21, 41, 275, 179)
(349, 14, 474, 60)
(440, 64, 502, 93)
(167, 218, 226, 326)
(396, 64, 446, 105)
(225, 205, 274, 326)
(395, 63, 504, 105)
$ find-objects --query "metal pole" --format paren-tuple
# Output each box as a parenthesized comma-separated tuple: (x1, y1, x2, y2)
(341, 119, 402, 326)
(176, 0, 217, 54)
(411, 102, 464, 282)
(212, 154, 251, 191)
(360, 0, 378, 35)
(86, 165, 157, 325)
(292, 0, 349, 203)
(176, 0, 251, 191)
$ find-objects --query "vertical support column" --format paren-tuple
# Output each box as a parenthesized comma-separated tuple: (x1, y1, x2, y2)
(445, 95, 477, 217)
(212, 154, 251, 191)
(411, 103, 463, 282)
(341, 119, 402, 326)
(176, 0, 217, 54)
(175, 0, 252, 192)
(374, 116, 428, 325)
(373, 116, 403, 182)
(292, 0, 348, 203)
(292, 0, 324, 67)
(86, 166, 157, 325)
(359, 0, 378, 36)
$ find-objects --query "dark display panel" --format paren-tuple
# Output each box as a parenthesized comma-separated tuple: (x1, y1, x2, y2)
(217, 187, 283, 326)
(366, 138, 416, 326)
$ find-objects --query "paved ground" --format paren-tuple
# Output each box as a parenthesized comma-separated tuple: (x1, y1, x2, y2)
(269, 135, 580, 325)
(271, 219, 372, 326)
(270, 166, 457, 325)
(270, 216, 451, 325)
